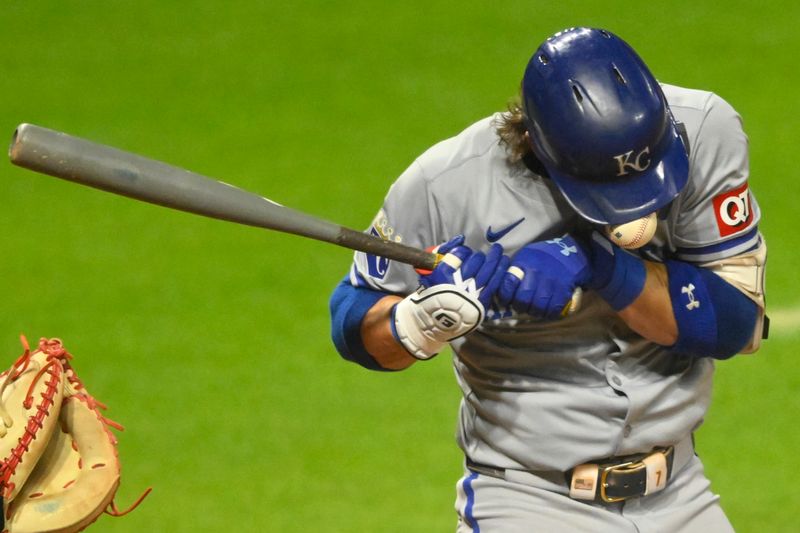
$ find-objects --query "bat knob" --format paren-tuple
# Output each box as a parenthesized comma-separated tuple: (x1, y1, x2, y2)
(561, 287, 583, 317)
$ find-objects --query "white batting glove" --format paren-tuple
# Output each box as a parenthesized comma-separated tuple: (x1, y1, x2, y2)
(391, 284, 484, 360)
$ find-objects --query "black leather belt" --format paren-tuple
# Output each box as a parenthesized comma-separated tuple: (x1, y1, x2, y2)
(466, 445, 677, 503)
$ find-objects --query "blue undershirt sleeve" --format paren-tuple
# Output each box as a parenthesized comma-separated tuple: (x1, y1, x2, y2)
(329, 277, 396, 371)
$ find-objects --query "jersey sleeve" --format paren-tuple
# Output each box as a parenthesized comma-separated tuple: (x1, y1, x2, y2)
(671, 93, 762, 263)
(348, 160, 442, 294)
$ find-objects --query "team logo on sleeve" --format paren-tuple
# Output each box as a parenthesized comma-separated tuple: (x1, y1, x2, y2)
(365, 210, 402, 280)
(712, 182, 753, 237)
(367, 227, 390, 278)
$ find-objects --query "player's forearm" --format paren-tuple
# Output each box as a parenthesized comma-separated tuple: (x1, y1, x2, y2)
(593, 246, 760, 358)
(616, 261, 678, 346)
(361, 295, 418, 370)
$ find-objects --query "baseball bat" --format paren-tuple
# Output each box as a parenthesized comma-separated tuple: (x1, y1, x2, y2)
(8, 123, 581, 314)
(8, 123, 439, 270)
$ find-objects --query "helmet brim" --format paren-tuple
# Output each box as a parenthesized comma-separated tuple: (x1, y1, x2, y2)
(546, 125, 690, 225)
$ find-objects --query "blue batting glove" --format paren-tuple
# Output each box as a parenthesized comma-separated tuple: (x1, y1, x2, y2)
(497, 235, 591, 319)
(418, 235, 471, 286)
(419, 236, 509, 310)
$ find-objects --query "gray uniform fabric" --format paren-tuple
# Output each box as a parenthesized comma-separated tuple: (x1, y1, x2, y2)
(348, 84, 759, 527)
(454, 452, 734, 532)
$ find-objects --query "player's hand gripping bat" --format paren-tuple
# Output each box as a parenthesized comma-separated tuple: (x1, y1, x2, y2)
(8, 124, 581, 314)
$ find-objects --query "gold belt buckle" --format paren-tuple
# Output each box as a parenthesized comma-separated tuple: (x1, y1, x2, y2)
(599, 461, 641, 503)
(597, 446, 675, 503)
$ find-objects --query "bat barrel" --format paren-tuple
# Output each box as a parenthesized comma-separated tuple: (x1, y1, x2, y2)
(9, 124, 439, 270)
(9, 124, 334, 237)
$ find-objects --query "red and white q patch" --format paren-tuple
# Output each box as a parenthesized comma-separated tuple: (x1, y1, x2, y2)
(713, 182, 753, 237)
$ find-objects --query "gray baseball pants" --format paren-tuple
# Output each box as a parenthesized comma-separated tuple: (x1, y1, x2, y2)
(455, 452, 734, 532)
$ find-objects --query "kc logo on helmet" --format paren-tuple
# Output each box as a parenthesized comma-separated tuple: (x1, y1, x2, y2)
(613, 147, 651, 176)
(713, 182, 754, 237)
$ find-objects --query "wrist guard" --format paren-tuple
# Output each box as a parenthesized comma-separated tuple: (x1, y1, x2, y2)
(391, 284, 484, 360)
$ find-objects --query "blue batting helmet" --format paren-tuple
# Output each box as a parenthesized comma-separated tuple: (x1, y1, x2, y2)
(521, 27, 689, 225)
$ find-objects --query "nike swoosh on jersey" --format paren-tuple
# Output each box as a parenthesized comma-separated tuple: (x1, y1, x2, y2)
(486, 218, 525, 242)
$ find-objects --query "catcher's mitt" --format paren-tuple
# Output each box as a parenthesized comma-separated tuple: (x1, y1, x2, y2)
(0, 337, 66, 504)
(1, 337, 149, 532)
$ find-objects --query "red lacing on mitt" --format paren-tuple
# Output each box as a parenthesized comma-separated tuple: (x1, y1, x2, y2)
(38, 338, 151, 518)
(1, 337, 151, 529)
(0, 336, 64, 500)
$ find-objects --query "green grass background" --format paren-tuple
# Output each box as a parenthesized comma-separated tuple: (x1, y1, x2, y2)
(0, 1, 797, 531)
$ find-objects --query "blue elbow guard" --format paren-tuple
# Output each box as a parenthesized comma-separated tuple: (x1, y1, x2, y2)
(666, 260, 757, 359)
(329, 278, 395, 371)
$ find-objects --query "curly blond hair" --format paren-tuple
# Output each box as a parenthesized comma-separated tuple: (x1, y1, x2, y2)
(494, 97, 531, 163)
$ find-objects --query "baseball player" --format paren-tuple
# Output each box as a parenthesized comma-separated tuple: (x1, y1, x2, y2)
(329, 27, 766, 531)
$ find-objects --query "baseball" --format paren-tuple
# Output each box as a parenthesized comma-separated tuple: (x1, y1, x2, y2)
(604, 212, 657, 249)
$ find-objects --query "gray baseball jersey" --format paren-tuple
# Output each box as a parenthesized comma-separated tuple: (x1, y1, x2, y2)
(348, 84, 761, 472)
